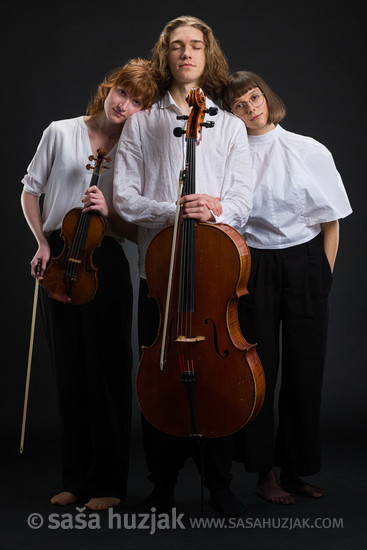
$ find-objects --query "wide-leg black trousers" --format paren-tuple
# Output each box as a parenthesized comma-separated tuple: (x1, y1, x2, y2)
(236, 233, 332, 476)
(39, 232, 133, 499)
(138, 278, 234, 491)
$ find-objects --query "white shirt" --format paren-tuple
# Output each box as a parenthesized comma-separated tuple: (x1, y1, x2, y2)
(113, 93, 253, 276)
(22, 116, 122, 242)
(244, 125, 352, 249)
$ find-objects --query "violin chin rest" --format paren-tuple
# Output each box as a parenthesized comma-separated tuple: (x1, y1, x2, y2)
(45, 281, 72, 304)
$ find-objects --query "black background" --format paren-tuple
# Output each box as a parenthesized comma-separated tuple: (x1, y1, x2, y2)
(2, 0, 366, 548)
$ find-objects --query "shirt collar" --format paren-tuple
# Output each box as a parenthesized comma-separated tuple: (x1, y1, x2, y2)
(248, 124, 283, 143)
(157, 92, 180, 111)
(157, 91, 218, 113)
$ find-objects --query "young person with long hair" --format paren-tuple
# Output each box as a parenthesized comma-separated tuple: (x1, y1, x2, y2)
(21, 59, 159, 511)
(113, 16, 253, 516)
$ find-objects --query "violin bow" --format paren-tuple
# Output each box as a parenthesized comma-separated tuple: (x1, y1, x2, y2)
(20, 258, 42, 453)
(159, 170, 184, 370)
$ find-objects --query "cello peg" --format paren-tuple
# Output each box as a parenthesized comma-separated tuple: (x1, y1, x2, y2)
(204, 107, 218, 116)
(173, 127, 185, 137)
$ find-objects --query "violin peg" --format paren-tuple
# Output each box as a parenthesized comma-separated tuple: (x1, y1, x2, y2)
(102, 164, 110, 169)
(86, 163, 93, 170)
(88, 155, 96, 161)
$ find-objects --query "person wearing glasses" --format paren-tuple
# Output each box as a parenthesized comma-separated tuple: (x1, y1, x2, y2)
(222, 71, 352, 505)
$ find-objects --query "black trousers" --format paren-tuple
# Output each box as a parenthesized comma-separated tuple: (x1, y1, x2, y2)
(39, 233, 133, 499)
(236, 233, 332, 476)
(138, 278, 234, 490)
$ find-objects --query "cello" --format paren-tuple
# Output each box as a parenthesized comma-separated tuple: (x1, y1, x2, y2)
(42, 147, 109, 305)
(136, 88, 265, 438)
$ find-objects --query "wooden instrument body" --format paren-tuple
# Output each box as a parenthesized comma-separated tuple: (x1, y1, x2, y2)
(42, 147, 108, 305)
(42, 207, 105, 305)
(137, 222, 265, 438)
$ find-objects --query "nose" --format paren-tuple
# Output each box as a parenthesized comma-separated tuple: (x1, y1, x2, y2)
(182, 44, 192, 58)
(118, 97, 129, 110)
(244, 101, 255, 113)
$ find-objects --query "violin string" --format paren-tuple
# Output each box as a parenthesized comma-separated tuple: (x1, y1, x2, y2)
(66, 160, 102, 284)
(70, 212, 88, 280)
(59, 152, 104, 298)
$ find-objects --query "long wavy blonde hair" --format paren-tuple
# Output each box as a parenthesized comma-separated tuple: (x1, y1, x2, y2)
(151, 15, 229, 100)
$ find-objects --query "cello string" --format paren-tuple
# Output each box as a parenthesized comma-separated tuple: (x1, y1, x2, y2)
(188, 137, 195, 372)
(177, 100, 201, 377)
(179, 219, 187, 370)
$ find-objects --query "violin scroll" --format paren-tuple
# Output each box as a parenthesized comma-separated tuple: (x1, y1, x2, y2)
(86, 147, 111, 171)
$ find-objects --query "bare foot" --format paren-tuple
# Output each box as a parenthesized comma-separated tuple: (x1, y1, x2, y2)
(280, 472, 323, 498)
(85, 497, 121, 510)
(50, 491, 78, 506)
(256, 469, 295, 505)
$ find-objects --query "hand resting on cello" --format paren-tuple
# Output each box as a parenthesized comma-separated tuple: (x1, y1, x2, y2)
(180, 193, 222, 221)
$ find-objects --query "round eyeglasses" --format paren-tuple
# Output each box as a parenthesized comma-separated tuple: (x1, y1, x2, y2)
(231, 92, 265, 116)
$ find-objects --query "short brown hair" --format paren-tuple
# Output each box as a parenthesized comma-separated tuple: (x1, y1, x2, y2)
(86, 58, 159, 115)
(151, 15, 229, 100)
(222, 71, 286, 125)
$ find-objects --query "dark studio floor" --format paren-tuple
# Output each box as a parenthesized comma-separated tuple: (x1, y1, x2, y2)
(0, 425, 365, 550)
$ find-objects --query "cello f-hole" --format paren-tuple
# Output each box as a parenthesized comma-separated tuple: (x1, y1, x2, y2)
(204, 318, 230, 359)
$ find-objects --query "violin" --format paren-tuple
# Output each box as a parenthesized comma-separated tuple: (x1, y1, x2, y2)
(42, 147, 109, 305)
(136, 88, 265, 438)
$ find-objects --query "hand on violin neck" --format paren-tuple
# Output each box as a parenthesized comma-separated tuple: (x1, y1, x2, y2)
(179, 193, 221, 221)
(82, 186, 109, 218)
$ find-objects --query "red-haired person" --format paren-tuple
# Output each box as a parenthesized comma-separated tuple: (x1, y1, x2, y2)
(21, 59, 159, 511)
